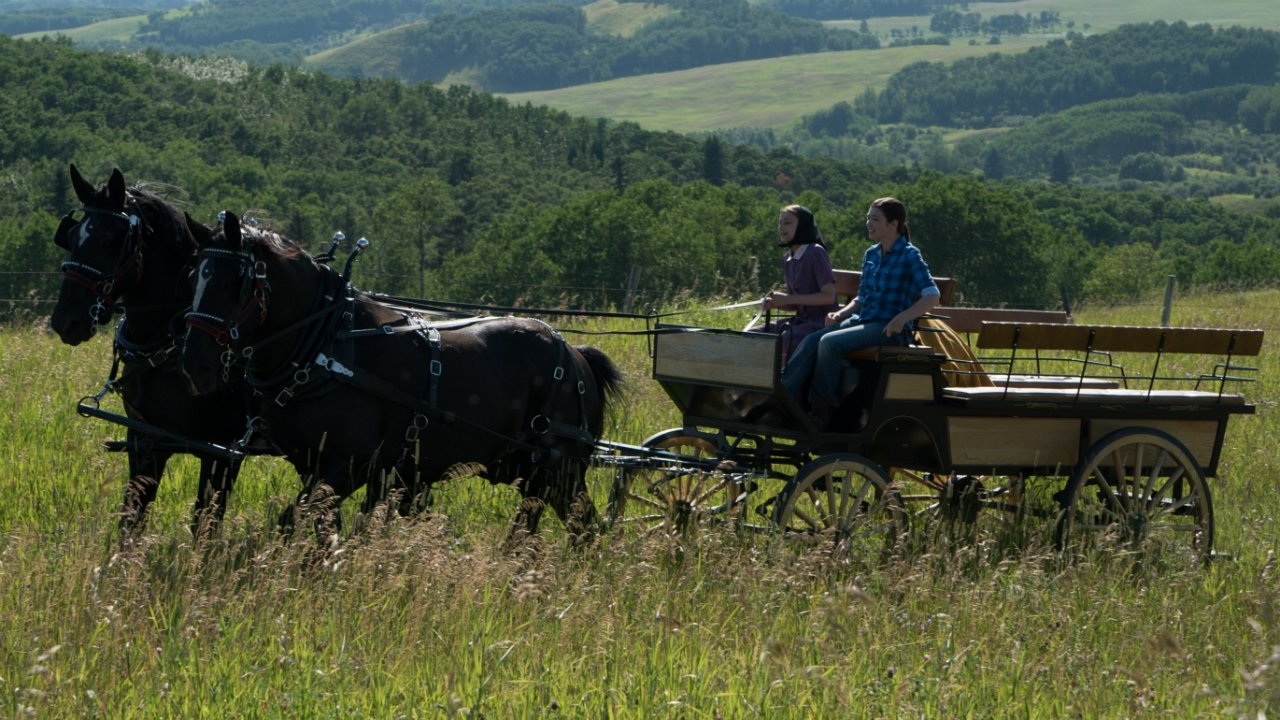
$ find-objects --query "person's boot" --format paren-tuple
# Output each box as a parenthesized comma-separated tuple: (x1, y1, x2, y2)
(807, 394, 833, 430)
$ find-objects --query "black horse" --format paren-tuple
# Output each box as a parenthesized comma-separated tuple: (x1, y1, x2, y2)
(49, 164, 254, 537)
(180, 211, 624, 542)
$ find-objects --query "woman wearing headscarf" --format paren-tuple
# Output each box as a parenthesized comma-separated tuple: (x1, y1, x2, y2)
(749, 204, 838, 364)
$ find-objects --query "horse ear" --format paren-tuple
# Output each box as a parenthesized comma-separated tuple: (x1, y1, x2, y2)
(107, 168, 127, 209)
(54, 212, 77, 251)
(185, 212, 212, 249)
(223, 211, 243, 250)
(69, 163, 95, 206)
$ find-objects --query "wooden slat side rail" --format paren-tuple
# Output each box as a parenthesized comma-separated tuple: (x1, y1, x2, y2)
(833, 269, 956, 306)
(933, 307, 1069, 335)
(977, 323, 1265, 356)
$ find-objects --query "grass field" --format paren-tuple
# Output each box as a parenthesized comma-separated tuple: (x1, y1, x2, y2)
(504, 0, 1280, 133)
(502, 38, 1047, 133)
(2, 287, 1278, 717)
(16, 14, 147, 44)
(584, 0, 677, 38)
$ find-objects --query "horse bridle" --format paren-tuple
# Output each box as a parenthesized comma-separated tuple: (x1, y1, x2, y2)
(184, 245, 271, 373)
(56, 198, 147, 327)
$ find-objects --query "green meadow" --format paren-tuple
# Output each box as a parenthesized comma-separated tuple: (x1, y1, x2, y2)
(505, 0, 1280, 133)
(2, 287, 1277, 717)
(502, 39, 1048, 133)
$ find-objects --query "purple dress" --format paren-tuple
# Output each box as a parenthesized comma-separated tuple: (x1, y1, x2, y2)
(765, 244, 838, 362)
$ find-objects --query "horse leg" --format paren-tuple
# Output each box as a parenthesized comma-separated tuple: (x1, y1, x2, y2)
(544, 461, 600, 546)
(120, 431, 168, 538)
(191, 455, 240, 541)
(292, 455, 366, 545)
(505, 494, 547, 550)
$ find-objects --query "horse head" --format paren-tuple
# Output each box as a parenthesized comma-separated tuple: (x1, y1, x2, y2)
(49, 164, 145, 344)
(182, 210, 275, 395)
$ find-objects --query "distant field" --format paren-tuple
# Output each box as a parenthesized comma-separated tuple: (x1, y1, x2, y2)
(584, 0, 676, 37)
(505, 0, 1280, 133)
(501, 38, 1044, 133)
(846, 0, 1280, 36)
(15, 13, 144, 43)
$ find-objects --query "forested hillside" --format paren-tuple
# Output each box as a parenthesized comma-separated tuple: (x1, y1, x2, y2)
(317, 0, 877, 92)
(728, 21, 1280, 199)
(859, 23, 1280, 127)
(8, 0, 881, 92)
(2, 35, 1278, 320)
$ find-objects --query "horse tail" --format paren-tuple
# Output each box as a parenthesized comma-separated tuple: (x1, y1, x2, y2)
(575, 344, 624, 408)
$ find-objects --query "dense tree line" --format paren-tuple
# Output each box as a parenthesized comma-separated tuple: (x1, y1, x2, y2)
(757, 0, 936, 22)
(855, 22, 1280, 127)
(928, 9, 1061, 37)
(738, 22, 1280, 199)
(1, 35, 1277, 320)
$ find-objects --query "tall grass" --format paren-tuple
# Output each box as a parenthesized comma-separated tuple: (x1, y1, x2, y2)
(1, 289, 1278, 717)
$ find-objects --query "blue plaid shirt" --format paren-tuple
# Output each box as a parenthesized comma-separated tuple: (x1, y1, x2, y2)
(855, 236, 939, 325)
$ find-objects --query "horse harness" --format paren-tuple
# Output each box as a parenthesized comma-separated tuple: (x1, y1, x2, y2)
(186, 246, 597, 465)
(56, 194, 150, 327)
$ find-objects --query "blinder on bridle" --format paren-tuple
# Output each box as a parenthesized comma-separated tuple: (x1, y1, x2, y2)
(184, 243, 271, 357)
(56, 200, 146, 327)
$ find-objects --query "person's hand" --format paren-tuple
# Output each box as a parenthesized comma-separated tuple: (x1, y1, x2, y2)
(884, 318, 905, 336)
(763, 291, 786, 311)
(824, 310, 842, 327)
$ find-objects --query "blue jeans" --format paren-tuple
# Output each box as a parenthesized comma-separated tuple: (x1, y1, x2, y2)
(781, 316, 894, 407)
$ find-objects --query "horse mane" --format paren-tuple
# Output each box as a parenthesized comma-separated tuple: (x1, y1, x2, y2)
(122, 182, 197, 260)
(237, 222, 305, 261)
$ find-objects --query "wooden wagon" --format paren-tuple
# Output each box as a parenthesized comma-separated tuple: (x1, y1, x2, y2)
(603, 301, 1263, 564)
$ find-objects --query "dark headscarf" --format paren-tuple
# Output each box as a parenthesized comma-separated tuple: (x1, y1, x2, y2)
(779, 204, 825, 248)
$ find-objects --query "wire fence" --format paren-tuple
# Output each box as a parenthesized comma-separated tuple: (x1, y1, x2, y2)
(6, 270, 1280, 333)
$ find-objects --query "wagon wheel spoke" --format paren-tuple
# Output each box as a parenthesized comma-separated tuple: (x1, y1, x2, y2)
(774, 454, 906, 565)
(1056, 428, 1213, 565)
(607, 430, 741, 540)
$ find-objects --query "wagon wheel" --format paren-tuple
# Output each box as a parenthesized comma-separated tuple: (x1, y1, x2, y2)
(772, 453, 907, 562)
(1054, 428, 1213, 564)
(607, 428, 745, 539)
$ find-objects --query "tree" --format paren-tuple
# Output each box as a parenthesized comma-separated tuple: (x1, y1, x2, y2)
(982, 147, 1005, 180)
(1083, 243, 1166, 304)
(702, 137, 726, 186)
(897, 173, 1054, 307)
(1049, 149, 1073, 183)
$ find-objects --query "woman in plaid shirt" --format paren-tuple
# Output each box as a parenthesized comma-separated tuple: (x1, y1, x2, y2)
(781, 197, 940, 429)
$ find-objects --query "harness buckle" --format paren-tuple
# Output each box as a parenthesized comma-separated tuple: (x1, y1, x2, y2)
(529, 415, 551, 435)
(554, 366, 565, 381)
(274, 387, 294, 407)
(404, 413, 429, 444)
(430, 359, 443, 376)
